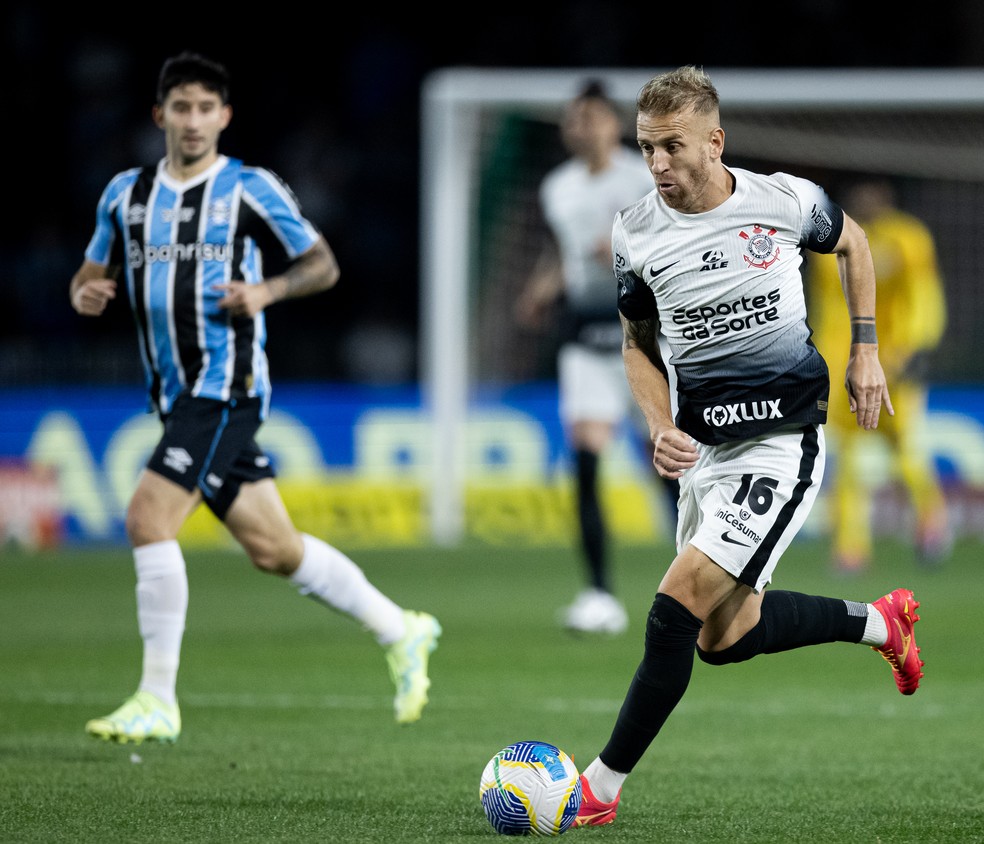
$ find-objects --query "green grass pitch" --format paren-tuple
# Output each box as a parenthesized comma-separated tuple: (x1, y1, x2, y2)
(1, 537, 982, 842)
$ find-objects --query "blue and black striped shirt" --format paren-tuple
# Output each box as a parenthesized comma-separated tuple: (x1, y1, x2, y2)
(85, 154, 321, 418)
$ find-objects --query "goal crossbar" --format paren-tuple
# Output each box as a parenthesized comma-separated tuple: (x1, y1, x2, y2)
(420, 66, 984, 545)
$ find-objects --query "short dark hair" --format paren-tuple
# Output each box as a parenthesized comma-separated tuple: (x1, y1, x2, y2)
(574, 78, 615, 109)
(156, 51, 230, 105)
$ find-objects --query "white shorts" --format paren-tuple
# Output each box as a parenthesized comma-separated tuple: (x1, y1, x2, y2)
(557, 338, 677, 429)
(558, 344, 633, 426)
(676, 424, 825, 593)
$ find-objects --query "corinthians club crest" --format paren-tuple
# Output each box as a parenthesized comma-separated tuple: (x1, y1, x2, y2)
(738, 225, 780, 269)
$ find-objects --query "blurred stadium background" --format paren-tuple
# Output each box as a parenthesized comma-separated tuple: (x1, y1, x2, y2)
(4, 5, 984, 551)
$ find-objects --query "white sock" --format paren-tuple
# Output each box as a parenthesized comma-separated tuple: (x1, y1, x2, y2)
(290, 534, 405, 645)
(134, 540, 188, 705)
(861, 603, 889, 646)
(582, 758, 627, 804)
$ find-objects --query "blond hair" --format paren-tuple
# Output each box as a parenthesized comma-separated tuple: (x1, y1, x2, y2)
(636, 65, 719, 119)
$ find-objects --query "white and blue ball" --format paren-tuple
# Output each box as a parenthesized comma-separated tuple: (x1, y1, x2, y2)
(479, 740, 582, 836)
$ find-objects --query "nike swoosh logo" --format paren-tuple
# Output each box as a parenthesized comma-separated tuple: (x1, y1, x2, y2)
(894, 618, 912, 665)
(575, 811, 615, 827)
(721, 531, 751, 547)
(649, 261, 680, 278)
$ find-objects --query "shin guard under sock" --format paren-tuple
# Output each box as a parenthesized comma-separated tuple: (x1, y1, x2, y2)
(600, 593, 703, 773)
(697, 590, 868, 666)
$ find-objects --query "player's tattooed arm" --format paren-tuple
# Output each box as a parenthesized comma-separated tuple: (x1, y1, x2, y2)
(265, 237, 340, 302)
(621, 310, 692, 476)
(216, 237, 340, 318)
(623, 315, 669, 377)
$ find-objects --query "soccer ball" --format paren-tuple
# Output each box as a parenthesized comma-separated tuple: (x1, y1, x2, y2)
(479, 740, 582, 836)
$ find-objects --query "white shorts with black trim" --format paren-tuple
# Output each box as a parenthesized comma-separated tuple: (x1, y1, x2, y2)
(676, 423, 825, 593)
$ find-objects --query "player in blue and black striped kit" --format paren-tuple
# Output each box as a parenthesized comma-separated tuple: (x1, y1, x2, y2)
(70, 51, 440, 741)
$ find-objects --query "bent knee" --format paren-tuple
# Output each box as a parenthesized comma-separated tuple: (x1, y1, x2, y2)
(126, 501, 175, 546)
(645, 593, 703, 647)
(126, 473, 197, 545)
(696, 634, 759, 666)
(242, 533, 303, 576)
(695, 644, 732, 666)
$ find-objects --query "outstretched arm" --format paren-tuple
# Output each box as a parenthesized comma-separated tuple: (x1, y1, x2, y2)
(834, 213, 893, 429)
(215, 236, 340, 318)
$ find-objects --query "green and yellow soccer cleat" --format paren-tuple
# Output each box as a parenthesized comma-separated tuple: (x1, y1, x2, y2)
(386, 611, 442, 724)
(85, 691, 181, 744)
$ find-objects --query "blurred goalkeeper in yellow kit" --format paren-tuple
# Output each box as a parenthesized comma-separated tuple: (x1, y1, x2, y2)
(808, 177, 950, 573)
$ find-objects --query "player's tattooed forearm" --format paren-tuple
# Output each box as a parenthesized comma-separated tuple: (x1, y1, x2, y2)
(270, 240, 338, 301)
(280, 254, 326, 297)
(624, 316, 656, 349)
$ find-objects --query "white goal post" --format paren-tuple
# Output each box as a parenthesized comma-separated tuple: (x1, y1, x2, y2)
(420, 66, 984, 546)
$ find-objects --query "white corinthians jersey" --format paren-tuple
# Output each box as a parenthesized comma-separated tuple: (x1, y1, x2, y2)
(613, 167, 844, 445)
(542, 145, 653, 313)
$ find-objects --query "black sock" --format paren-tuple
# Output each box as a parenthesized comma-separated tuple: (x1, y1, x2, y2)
(696, 590, 868, 666)
(599, 593, 703, 773)
(576, 449, 606, 591)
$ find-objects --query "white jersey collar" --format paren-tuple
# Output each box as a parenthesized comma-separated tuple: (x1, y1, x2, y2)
(156, 154, 229, 193)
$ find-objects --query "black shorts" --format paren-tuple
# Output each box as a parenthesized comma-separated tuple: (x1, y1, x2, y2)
(147, 394, 276, 520)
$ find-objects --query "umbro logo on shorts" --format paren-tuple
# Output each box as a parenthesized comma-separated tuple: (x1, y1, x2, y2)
(163, 447, 193, 475)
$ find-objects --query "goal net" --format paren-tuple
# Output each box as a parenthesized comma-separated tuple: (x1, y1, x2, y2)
(420, 67, 984, 545)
